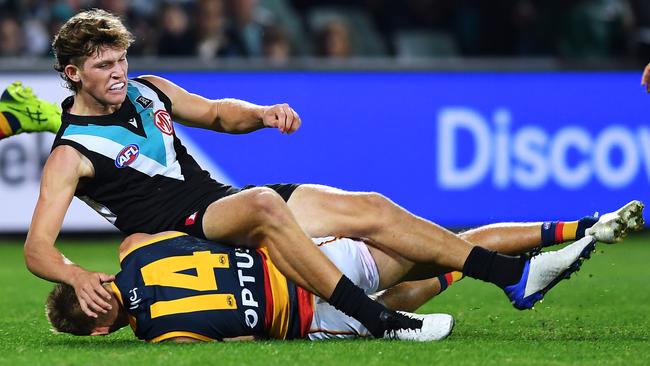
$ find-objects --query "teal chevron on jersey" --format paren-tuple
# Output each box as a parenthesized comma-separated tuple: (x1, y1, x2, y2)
(63, 123, 166, 166)
(61, 83, 167, 166)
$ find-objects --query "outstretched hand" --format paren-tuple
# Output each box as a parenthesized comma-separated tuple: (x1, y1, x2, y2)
(262, 104, 301, 134)
(69, 270, 115, 318)
(641, 62, 650, 92)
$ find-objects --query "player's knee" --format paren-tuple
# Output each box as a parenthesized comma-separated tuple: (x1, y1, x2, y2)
(246, 187, 292, 225)
(362, 192, 394, 226)
(341, 192, 394, 235)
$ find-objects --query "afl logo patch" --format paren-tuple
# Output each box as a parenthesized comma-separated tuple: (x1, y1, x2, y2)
(115, 144, 140, 168)
(154, 110, 174, 135)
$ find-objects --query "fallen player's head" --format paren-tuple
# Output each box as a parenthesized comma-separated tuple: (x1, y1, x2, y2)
(46, 283, 128, 336)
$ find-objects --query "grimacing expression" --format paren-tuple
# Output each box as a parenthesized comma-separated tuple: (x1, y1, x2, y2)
(70, 47, 129, 107)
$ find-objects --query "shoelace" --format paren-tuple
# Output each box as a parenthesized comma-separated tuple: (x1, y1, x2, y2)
(6, 105, 49, 124)
(380, 311, 424, 339)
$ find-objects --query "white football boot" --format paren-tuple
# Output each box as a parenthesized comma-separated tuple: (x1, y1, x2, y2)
(586, 200, 645, 243)
(382, 311, 454, 341)
(505, 235, 597, 310)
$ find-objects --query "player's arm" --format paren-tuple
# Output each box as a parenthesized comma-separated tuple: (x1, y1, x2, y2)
(139, 75, 301, 134)
(24, 146, 114, 318)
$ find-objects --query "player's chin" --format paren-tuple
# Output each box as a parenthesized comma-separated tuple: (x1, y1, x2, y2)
(104, 90, 127, 104)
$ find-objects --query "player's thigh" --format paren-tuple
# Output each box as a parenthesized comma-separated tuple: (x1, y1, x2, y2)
(202, 187, 286, 246)
(288, 184, 387, 238)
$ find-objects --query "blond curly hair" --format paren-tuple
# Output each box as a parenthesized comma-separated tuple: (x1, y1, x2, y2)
(52, 9, 134, 92)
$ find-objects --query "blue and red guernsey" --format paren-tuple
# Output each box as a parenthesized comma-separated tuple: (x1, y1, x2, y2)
(112, 233, 313, 342)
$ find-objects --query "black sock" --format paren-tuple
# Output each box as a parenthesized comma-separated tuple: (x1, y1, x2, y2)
(328, 275, 419, 338)
(577, 215, 599, 239)
(462, 246, 526, 288)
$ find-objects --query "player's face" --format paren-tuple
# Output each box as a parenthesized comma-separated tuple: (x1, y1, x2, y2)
(77, 46, 129, 108)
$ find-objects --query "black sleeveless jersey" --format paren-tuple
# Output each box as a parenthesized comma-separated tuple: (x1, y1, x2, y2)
(112, 233, 314, 342)
(51, 78, 236, 234)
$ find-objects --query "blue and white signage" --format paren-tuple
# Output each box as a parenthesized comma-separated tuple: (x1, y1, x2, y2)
(163, 71, 648, 227)
(0, 72, 647, 231)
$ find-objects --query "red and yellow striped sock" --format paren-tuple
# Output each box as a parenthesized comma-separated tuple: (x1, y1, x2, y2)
(437, 271, 464, 293)
(541, 220, 586, 247)
(0, 112, 15, 139)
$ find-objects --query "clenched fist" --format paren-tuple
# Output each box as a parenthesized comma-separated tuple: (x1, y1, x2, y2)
(262, 103, 301, 134)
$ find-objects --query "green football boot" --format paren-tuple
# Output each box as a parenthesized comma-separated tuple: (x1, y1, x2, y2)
(0, 81, 61, 138)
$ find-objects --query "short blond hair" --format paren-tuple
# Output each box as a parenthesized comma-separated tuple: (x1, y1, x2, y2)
(46, 283, 98, 335)
(52, 9, 134, 92)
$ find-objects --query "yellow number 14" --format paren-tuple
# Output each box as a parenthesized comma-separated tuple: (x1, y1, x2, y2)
(140, 251, 237, 318)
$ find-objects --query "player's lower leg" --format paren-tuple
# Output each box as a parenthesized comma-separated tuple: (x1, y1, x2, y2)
(378, 236, 596, 311)
(376, 272, 464, 312)
(375, 200, 645, 311)
(374, 234, 597, 311)
(375, 221, 590, 312)
(0, 82, 61, 140)
(374, 219, 594, 311)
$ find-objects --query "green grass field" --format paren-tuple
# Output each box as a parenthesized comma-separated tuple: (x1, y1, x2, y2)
(0, 233, 648, 366)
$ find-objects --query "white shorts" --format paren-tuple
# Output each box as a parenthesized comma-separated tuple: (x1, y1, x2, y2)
(307, 237, 380, 340)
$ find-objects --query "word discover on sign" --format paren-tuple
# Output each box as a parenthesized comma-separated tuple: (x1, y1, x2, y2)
(437, 108, 650, 190)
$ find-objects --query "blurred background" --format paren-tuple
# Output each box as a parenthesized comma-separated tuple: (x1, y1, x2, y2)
(2, 0, 650, 64)
(0, 0, 648, 234)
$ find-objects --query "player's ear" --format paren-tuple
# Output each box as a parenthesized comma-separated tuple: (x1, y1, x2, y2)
(64, 64, 81, 83)
(90, 326, 110, 336)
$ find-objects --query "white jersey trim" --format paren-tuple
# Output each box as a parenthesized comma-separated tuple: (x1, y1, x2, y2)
(78, 195, 117, 224)
(62, 134, 185, 180)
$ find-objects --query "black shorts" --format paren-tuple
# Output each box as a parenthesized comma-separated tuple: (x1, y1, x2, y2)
(173, 183, 301, 239)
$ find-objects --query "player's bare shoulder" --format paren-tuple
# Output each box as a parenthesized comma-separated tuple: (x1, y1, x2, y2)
(48, 145, 95, 179)
(137, 75, 182, 97)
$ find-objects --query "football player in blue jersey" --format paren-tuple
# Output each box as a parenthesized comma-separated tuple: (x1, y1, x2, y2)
(22, 9, 646, 342)
(45, 227, 624, 343)
(46, 232, 455, 342)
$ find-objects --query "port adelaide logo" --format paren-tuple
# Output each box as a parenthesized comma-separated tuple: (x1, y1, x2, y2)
(115, 144, 140, 168)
